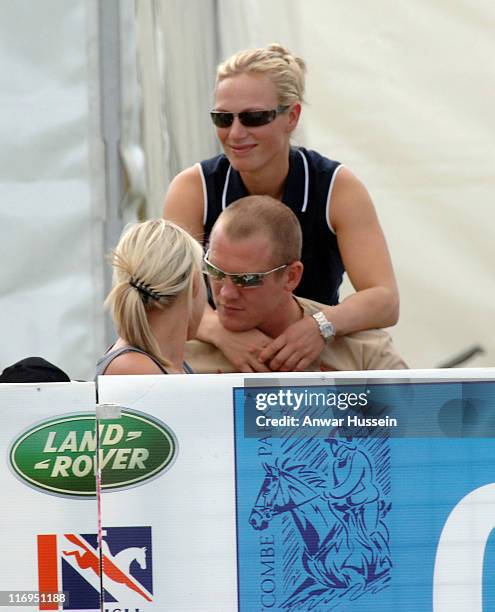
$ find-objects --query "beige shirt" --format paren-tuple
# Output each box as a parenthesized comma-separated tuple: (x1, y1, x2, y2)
(186, 296, 407, 373)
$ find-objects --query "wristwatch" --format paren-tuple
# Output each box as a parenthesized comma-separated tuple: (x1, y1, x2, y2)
(312, 311, 336, 342)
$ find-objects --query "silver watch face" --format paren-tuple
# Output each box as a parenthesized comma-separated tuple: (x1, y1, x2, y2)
(313, 312, 335, 339)
(321, 324, 333, 339)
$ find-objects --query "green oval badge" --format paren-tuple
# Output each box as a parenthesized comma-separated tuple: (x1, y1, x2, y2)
(9, 410, 177, 497)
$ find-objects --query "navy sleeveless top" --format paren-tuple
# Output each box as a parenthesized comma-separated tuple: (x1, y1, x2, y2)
(200, 147, 344, 305)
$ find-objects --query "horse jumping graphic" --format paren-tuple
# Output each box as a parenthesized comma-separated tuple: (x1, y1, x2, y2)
(249, 436, 391, 610)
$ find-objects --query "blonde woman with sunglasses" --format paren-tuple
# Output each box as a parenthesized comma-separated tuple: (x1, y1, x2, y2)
(164, 44, 399, 374)
(96, 219, 206, 376)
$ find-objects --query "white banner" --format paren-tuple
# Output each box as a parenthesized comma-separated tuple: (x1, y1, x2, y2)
(96, 370, 495, 611)
(3, 370, 495, 611)
(0, 382, 96, 612)
(97, 374, 242, 612)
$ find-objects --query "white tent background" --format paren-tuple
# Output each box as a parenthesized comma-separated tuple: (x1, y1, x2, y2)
(0, 0, 493, 380)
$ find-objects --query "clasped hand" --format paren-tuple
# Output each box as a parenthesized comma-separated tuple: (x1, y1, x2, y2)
(216, 316, 324, 373)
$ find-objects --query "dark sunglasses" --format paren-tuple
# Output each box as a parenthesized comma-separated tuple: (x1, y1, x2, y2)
(203, 251, 288, 288)
(210, 105, 289, 128)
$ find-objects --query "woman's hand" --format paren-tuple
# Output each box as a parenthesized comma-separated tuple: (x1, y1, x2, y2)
(259, 316, 325, 372)
(213, 325, 274, 373)
(197, 304, 273, 373)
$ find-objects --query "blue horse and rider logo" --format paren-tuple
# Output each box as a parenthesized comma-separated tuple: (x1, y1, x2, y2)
(237, 427, 391, 611)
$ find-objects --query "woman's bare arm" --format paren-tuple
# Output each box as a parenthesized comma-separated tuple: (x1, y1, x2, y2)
(163, 165, 205, 241)
(326, 165, 399, 334)
(259, 166, 399, 372)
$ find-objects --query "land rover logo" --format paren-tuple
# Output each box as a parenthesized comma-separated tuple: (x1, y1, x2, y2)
(9, 410, 177, 497)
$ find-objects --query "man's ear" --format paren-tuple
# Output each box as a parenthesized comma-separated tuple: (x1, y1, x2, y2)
(284, 261, 304, 292)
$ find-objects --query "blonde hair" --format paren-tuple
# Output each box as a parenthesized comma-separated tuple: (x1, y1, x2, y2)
(105, 219, 203, 367)
(216, 43, 306, 106)
(212, 196, 302, 266)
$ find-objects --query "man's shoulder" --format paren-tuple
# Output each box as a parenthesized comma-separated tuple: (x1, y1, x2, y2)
(296, 295, 326, 316)
(185, 339, 236, 374)
(294, 296, 407, 371)
(319, 330, 406, 372)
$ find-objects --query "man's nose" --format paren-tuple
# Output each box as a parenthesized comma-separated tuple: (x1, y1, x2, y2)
(219, 276, 241, 299)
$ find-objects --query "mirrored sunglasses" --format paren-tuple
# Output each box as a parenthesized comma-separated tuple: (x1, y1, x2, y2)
(203, 251, 288, 288)
(210, 105, 289, 128)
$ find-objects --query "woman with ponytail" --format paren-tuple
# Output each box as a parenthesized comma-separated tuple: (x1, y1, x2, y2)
(96, 219, 206, 375)
(164, 43, 399, 373)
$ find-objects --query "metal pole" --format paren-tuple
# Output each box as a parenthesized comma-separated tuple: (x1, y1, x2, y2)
(98, 0, 125, 347)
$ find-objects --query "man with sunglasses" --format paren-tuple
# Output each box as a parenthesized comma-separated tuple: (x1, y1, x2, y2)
(186, 196, 406, 374)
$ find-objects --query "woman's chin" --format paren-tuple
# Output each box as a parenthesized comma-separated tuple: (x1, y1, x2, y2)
(225, 149, 260, 172)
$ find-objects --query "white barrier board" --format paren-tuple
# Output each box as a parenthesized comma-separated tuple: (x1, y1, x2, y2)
(97, 375, 242, 612)
(3, 370, 495, 612)
(96, 370, 495, 612)
(0, 382, 97, 612)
